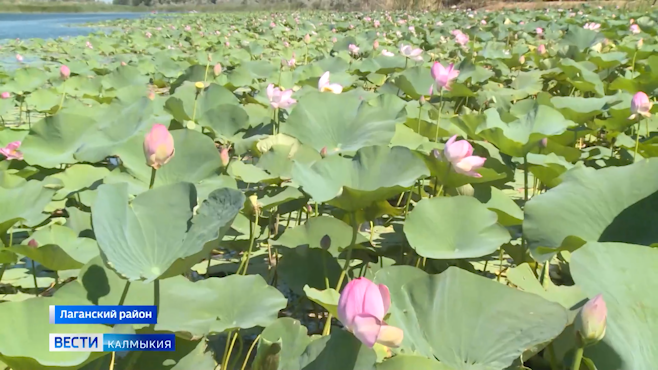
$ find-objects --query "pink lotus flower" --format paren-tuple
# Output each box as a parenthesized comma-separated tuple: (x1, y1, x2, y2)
(60, 65, 70, 79)
(481, 19, 487, 25)
(337, 277, 403, 348)
(184, 25, 191, 31)
(537, 44, 547, 55)
(318, 72, 343, 94)
(431, 62, 460, 91)
(15, 54, 23, 62)
(443, 135, 486, 177)
(374, 20, 380, 27)
(0, 141, 23, 161)
(373, 40, 379, 49)
(400, 44, 423, 61)
(348, 44, 360, 55)
(143, 124, 175, 169)
(266, 84, 296, 109)
(220, 147, 230, 167)
(584, 23, 601, 31)
(452, 30, 469, 46)
(304, 34, 311, 43)
(86, 41, 93, 49)
(536, 27, 543, 35)
(270, 22, 276, 28)
(629, 91, 652, 119)
(630, 24, 641, 34)
(213, 63, 222, 76)
(1, 92, 10, 99)
(575, 294, 607, 345)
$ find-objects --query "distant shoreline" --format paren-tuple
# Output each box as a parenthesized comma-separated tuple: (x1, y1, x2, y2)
(0, 3, 220, 13)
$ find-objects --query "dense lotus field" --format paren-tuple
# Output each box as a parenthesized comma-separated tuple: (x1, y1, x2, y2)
(0, 5, 656, 370)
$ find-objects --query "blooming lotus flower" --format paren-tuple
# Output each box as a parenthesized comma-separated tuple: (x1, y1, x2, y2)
(348, 44, 360, 55)
(15, 54, 23, 62)
(630, 24, 641, 34)
(86, 41, 93, 49)
(452, 30, 469, 46)
(0, 92, 9, 99)
(575, 294, 607, 346)
(337, 277, 404, 348)
(0, 141, 23, 160)
(537, 44, 547, 55)
(143, 124, 175, 169)
(629, 91, 652, 119)
(60, 65, 70, 79)
(145, 31, 152, 38)
(318, 72, 343, 94)
(266, 84, 296, 109)
(374, 20, 380, 27)
(442, 135, 486, 177)
(584, 23, 601, 31)
(536, 27, 543, 35)
(431, 62, 460, 91)
(400, 44, 423, 61)
(270, 22, 276, 28)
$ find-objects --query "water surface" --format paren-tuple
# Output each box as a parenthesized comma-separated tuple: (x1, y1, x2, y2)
(0, 13, 145, 40)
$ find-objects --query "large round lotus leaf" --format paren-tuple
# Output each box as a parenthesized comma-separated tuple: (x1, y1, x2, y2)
(0, 294, 110, 370)
(156, 274, 287, 337)
(282, 91, 407, 153)
(560, 26, 606, 51)
(467, 104, 576, 157)
(257, 318, 311, 370)
(571, 242, 658, 370)
(297, 329, 376, 370)
(109, 128, 225, 192)
(91, 182, 245, 282)
(278, 246, 343, 295)
(101, 65, 149, 90)
(376, 355, 452, 370)
(51, 164, 109, 200)
(291, 145, 429, 211)
(404, 196, 510, 259)
(0, 172, 61, 232)
(394, 66, 433, 99)
(272, 216, 369, 256)
(6, 67, 48, 92)
(10, 224, 98, 271)
(378, 266, 568, 370)
(524, 159, 658, 262)
(26, 88, 61, 113)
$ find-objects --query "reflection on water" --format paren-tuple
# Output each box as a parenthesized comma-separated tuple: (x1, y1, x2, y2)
(0, 13, 145, 40)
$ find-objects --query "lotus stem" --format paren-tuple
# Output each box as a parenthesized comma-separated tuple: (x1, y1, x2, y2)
(523, 154, 529, 202)
(240, 209, 258, 276)
(571, 345, 584, 370)
(148, 167, 157, 189)
(434, 89, 445, 143)
(221, 331, 240, 370)
(633, 118, 641, 161)
(31, 260, 38, 295)
(203, 62, 210, 84)
(497, 247, 504, 282)
(416, 97, 423, 134)
(240, 334, 261, 370)
(0, 264, 7, 283)
(229, 331, 245, 370)
(547, 343, 559, 370)
(322, 313, 333, 336)
(273, 108, 279, 135)
(149, 279, 160, 331)
(118, 281, 131, 306)
(335, 212, 357, 290)
(57, 92, 66, 113)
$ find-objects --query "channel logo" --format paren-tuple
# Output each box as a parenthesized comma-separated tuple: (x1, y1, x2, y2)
(49, 333, 175, 352)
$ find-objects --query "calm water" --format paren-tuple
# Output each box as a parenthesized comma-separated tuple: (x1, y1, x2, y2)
(0, 13, 145, 40)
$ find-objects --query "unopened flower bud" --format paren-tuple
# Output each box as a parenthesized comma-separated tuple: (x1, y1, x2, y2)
(540, 137, 548, 148)
(220, 147, 230, 167)
(60, 65, 70, 80)
(320, 147, 327, 157)
(249, 194, 260, 214)
(213, 63, 222, 76)
(575, 294, 607, 346)
(27, 239, 38, 248)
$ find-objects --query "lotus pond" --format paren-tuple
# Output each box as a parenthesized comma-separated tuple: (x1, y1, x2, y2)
(0, 5, 656, 370)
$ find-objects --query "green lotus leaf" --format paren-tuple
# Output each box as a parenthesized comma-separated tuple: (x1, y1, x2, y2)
(0, 293, 110, 370)
(571, 242, 658, 370)
(0, 172, 61, 232)
(10, 224, 98, 271)
(7, 67, 49, 93)
(282, 91, 407, 153)
(376, 266, 569, 370)
(404, 196, 510, 259)
(303, 285, 340, 318)
(297, 329, 376, 370)
(473, 185, 524, 226)
(258, 318, 311, 370)
(526, 153, 574, 188)
(376, 355, 451, 370)
(524, 159, 658, 262)
(101, 65, 149, 90)
(278, 246, 343, 295)
(560, 25, 606, 51)
(291, 145, 429, 211)
(51, 164, 109, 200)
(26, 88, 61, 113)
(272, 215, 369, 256)
(91, 182, 244, 282)
(394, 66, 432, 99)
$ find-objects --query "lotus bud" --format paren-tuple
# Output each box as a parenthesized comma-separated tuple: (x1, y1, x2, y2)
(1, 92, 10, 99)
(431, 148, 441, 159)
(320, 234, 331, 250)
(143, 124, 175, 169)
(575, 294, 607, 346)
(213, 63, 222, 76)
(60, 65, 70, 79)
(27, 239, 38, 248)
(121, 61, 127, 66)
(420, 95, 426, 104)
(537, 44, 546, 55)
(518, 55, 525, 64)
(147, 90, 155, 100)
(305, 204, 312, 213)
(249, 194, 260, 214)
(320, 147, 327, 157)
(304, 34, 311, 43)
(220, 147, 230, 167)
(373, 39, 379, 49)
(637, 38, 643, 49)
(630, 91, 652, 119)
(540, 137, 548, 148)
